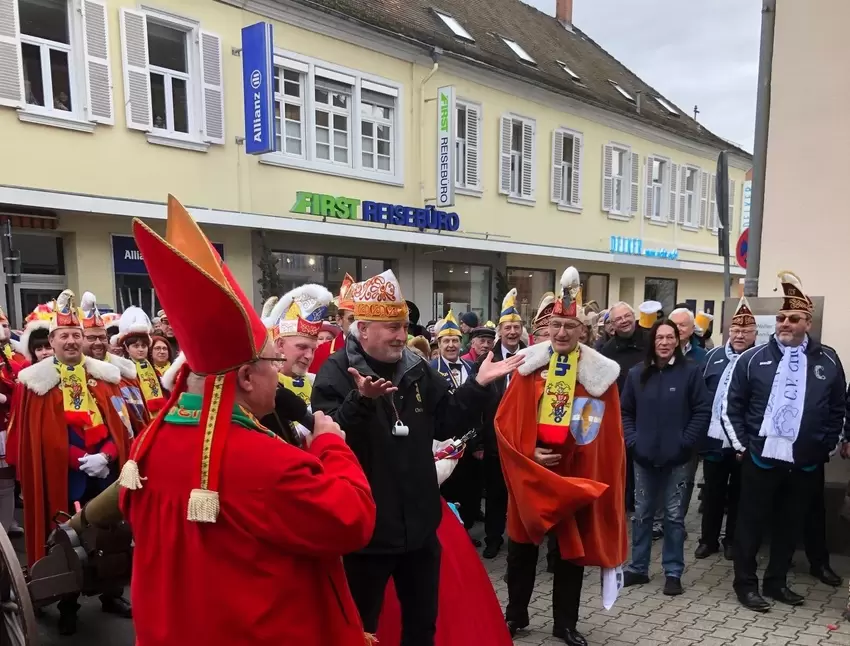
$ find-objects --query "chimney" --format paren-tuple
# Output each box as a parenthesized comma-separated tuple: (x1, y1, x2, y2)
(556, 0, 574, 30)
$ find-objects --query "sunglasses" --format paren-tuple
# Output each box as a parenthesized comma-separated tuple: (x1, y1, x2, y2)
(775, 314, 808, 324)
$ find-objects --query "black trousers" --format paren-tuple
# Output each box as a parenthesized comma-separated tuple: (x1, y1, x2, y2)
(699, 454, 741, 548)
(440, 452, 482, 530)
(506, 540, 584, 632)
(804, 464, 830, 569)
(733, 459, 818, 594)
(344, 537, 441, 646)
(483, 453, 507, 545)
(625, 446, 635, 511)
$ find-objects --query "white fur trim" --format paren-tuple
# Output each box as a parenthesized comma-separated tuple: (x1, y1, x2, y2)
(9, 339, 24, 356)
(117, 307, 152, 344)
(106, 353, 137, 381)
(160, 352, 186, 392)
(516, 341, 620, 397)
(19, 355, 120, 395)
(17, 319, 51, 362)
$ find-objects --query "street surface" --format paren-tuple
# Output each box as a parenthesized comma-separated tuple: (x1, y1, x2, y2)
(23, 499, 850, 645)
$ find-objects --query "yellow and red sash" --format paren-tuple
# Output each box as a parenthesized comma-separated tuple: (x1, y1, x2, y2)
(135, 359, 166, 412)
(536, 346, 580, 445)
(278, 373, 312, 405)
(57, 357, 108, 446)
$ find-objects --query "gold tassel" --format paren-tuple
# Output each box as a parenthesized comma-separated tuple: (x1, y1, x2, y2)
(187, 488, 219, 523)
(117, 459, 145, 490)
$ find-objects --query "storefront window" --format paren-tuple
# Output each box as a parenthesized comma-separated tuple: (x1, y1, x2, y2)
(580, 272, 609, 310)
(273, 251, 391, 295)
(506, 268, 554, 322)
(433, 262, 491, 322)
(16, 233, 64, 275)
(644, 277, 678, 315)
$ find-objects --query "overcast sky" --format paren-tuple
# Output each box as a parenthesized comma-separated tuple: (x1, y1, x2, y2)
(524, 0, 761, 152)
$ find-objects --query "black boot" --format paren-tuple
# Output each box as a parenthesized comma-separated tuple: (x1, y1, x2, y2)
(482, 538, 503, 559)
(810, 565, 842, 587)
(553, 626, 588, 646)
(57, 600, 80, 636)
(101, 595, 133, 618)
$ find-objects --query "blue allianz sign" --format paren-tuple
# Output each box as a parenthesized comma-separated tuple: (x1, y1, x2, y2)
(241, 22, 275, 155)
(113, 236, 224, 275)
(609, 236, 678, 260)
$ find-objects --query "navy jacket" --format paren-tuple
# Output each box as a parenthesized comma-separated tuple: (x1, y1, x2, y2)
(725, 336, 846, 468)
(684, 341, 707, 364)
(620, 357, 711, 468)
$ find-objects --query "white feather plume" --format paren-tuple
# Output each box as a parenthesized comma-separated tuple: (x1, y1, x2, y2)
(56, 289, 75, 311)
(261, 296, 279, 319)
(263, 283, 333, 328)
(560, 267, 580, 291)
(80, 291, 97, 313)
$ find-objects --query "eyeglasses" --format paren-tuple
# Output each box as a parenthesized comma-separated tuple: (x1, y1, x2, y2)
(83, 335, 108, 343)
(729, 328, 756, 337)
(549, 320, 583, 331)
(775, 314, 809, 324)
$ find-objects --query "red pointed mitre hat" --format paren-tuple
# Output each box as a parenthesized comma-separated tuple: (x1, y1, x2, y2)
(132, 196, 267, 374)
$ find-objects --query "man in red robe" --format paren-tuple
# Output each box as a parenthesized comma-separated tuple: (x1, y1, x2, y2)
(119, 195, 377, 646)
(495, 266, 627, 646)
(10, 289, 132, 634)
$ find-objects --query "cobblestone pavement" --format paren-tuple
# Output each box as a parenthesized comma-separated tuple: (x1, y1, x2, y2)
(479, 503, 850, 646)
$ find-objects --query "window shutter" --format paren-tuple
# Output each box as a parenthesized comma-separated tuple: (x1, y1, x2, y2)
(630, 151, 640, 216)
(570, 132, 582, 207)
(668, 162, 679, 223)
(465, 104, 480, 189)
(82, 0, 114, 125)
(699, 170, 709, 228)
(602, 144, 613, 211)
(708, 174, 717, 230)
(728, 179, 736, 230)
(644, 156, 654, 219)
(520, 119, 534, 199)
(119, 8, 152, 131)
(551, 130, 563, 204)
(677, 166, 687, 225)
(0, 0, 23, 108)
(200, 30, 225, 145)
(498, 115, 512, 195)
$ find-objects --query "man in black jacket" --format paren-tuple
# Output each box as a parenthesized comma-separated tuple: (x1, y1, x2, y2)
(726, 272, 846, 612)
(311, 270, 522, 646)
(475, 288, 527, 559)
(696, 296, 757, 562)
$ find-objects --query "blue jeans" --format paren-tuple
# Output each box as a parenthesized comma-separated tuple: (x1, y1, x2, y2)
(627, 461, 689, 579)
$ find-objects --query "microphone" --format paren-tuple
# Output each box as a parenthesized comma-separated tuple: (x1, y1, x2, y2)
(273, 386, 314, 432)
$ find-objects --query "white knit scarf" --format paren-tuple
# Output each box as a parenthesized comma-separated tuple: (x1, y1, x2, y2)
(758, 335, 808, 463)
(707, 343, 738, 449)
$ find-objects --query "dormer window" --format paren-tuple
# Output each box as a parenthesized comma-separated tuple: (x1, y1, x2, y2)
(655, 96, 679, 116)
(501, 38, 535, 64)
(556, 60, 580, 82)
(434, 11, 474, 42)
(609, 80, 634, 103)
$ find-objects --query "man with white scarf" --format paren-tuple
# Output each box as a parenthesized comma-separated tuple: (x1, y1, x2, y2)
(695, 296, 757, 563)
(725, 271, 846, 612)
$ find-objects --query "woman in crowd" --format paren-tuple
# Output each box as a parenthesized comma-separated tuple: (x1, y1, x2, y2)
(149, 333, 174, 379)
(620, 319, 710, 596)
(118, 307, 166, 414)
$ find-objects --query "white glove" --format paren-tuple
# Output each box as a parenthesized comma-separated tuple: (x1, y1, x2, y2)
(0, 393, 7, 404)
(78, 453, 110, 479)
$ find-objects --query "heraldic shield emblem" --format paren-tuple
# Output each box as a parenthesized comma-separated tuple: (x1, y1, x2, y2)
(569, 397, 605, 446)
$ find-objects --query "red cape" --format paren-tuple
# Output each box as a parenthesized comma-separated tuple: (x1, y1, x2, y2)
(310, 334, 345, 374)
(11, 374, 129, 564)
(494, 346, 627, 566)
(377, 501, 513, 646)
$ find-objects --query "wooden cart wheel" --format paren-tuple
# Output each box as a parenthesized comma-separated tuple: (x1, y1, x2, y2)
(0, 526, 37, 646)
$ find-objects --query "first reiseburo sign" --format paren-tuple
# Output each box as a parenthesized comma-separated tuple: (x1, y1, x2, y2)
(436, 86, 456, 209)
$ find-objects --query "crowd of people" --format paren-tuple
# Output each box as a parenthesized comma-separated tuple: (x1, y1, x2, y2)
(0, 196, 846, 646)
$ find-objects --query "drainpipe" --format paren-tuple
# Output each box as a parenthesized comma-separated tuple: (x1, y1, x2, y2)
(418, 53, 440, 207)
(744, 0, 775, 297)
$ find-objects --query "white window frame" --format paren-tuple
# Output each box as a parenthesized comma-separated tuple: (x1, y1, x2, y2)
(274, 66, 306, 158)
(603, 142, 634, 219)
(498, 113, 535, 205)
(141, 7, 201, 148)
(434, 11, 474, 42)
(313, 75, 352, 167)
(501, 38, 535, 64)
(680, 165, 701, 229)
(550, 126, 582, 212)
(455, 98, 482, 196)
(260, 49, 404, 187)
(9, 0, 113, 133)
(359, 90, 393, 174)
(645, 154, 670, 225)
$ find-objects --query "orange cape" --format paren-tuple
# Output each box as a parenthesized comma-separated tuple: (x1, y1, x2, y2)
(11, 378, 129, 564)
(495, 352, 627, 567)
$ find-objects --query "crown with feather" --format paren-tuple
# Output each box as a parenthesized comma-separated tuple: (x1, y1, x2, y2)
(731, 295, 756, 327)
(79, 291, 105, 330)
(552, 267, 582, 318)
(776, 270, 813, 315)
(49, 289, 82, 333)
(334, 273, 356, 312)
(264, 284, 333, 340)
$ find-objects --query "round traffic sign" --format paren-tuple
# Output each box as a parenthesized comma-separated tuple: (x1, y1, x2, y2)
(736, 228, 749, 269)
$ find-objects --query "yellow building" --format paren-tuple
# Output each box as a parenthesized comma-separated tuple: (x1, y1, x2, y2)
(0, 0, 750, 328)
